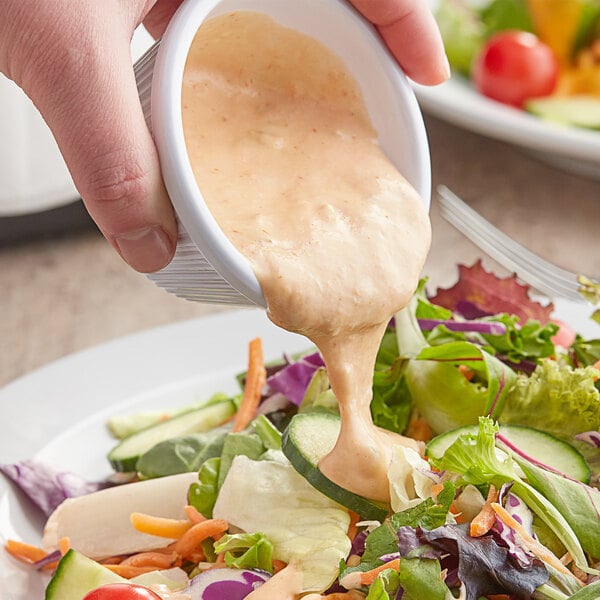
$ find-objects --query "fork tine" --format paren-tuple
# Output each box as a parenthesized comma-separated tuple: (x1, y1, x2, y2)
(437, 186, 585, 302)
(438, 187, 581, 295)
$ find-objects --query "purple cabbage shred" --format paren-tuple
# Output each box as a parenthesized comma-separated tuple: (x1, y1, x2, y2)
(266, 352, 325, 406)
(575, 431, 600, 448)
(418, 319, 506, 336)
(0, 459, 105, 517)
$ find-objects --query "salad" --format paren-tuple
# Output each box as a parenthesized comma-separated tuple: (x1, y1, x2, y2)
(2, 262, 600, 600)
(435, 0, 600, 128)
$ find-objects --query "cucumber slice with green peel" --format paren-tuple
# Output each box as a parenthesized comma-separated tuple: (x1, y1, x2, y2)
(526, 95, 600, 130)
(45, 549, 126, 600)
(108, 399, 236, 472)
(282, 412, 389, 521)
(426, 424, 591, 483)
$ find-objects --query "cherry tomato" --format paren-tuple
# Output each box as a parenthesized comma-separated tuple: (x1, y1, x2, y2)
(472, 30, 559, 108)
(550, 318, 576, 349)
(82, 583, 162, 600)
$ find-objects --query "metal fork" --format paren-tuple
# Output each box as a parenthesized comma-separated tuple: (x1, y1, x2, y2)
(437, 185, 597, 302)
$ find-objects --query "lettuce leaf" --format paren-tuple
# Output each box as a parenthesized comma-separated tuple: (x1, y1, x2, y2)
(431, 418, 589, 570)
(213, 532, 274, 572)
(404, 340, 516, 434)
(501, 360, 600, 442)
(434, 0, 486, 74)
(136, 426, 229, 479)
(371, 359, 412, 435)
(515, 459, 600, 559)
(213, 454, 350, 592)
(397, 557, 449, 600)
(188, 456, 220, 518)
(365, 567, 401, 600)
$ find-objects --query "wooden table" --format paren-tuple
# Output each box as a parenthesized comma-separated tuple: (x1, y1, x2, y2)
(2, 114, 600, 386)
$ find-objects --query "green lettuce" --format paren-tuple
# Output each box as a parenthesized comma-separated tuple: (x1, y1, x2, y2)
(188, 456, 220, 518)
(212, 454, 350, 592)
(365, 568, 401, 600)
(434, 0, 486, 74)
(500, 360, 600, 441)
(431, 418, 588, 572)
(213, 532, 274, 572)
(516, 459, 600, 559)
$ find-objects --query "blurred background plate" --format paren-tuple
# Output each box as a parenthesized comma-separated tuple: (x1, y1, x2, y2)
(413, 75, 600, 181)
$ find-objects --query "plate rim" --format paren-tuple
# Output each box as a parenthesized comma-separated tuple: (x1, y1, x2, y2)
(413, 75, 600, 175)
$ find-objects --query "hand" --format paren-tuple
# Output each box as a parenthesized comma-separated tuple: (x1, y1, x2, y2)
(0, 0, 447, 274)
(0, 0, 184, 273)
(350, 0, 450, 85)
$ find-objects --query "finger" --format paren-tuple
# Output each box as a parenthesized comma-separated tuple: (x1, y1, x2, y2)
(20, 3, 177, 273)
(349, 0, 449, 85)
(143, 0, 185, 38)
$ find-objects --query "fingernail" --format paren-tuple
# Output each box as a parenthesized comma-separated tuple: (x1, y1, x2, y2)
(442, 54, 451, 80)
(114, 226, 174, 273)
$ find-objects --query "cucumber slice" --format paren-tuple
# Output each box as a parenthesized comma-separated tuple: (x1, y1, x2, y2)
(526, 95, 600, 130)
(426, 424, 591, 483)
(45, 549, 125, 600)
(108, 399, 236, 472)
(282, 412, 388, 521)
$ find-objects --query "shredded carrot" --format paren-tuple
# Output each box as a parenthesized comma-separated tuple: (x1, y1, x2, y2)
(592, 360, 600, 381)
(184, 505, 207, 524)
(491, 503, 574, 577)
(121, 550, 179, 569)
(5, 539, 48, 564)
(100, 556, 124, 565)
(273, 559, 288, 573)
(347, 511, 361, 541)
(105, 564, 162, 578)
(185, 552, 206, 564)
(431, 483, 444, 498)
(470, 485, 499, 537)
(405, 417, 432, 442)
(58, 537, 71, 556)
(232, 337, 267, 432)
(359, 558, 401, 585)
(173, 518, 229, 559)
(487, 595, 511, 600)
(458, 364, 475, 381)
(130, 512, 192, 539)
(41, 560, 60, 572)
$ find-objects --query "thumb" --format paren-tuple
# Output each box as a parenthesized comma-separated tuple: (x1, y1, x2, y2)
(16, 3, 177, 273)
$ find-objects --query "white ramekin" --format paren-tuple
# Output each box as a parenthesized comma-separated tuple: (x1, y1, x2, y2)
(135, 0, 431, 307)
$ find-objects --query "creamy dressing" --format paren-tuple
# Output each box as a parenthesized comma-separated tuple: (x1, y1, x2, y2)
(182, 10, 430, 595)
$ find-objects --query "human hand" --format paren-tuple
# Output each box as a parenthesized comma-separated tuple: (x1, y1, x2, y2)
(350, 0, 450, 85)
(0, 0, 446, 274)
(0, 0, 184, 273)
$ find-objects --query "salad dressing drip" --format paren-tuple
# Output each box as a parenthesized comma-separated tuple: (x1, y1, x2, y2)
(182, 11, 430, 591)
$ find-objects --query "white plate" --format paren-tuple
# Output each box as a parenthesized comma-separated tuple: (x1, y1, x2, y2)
(1, 302, 599, 598)
(413, 75, 600, 181)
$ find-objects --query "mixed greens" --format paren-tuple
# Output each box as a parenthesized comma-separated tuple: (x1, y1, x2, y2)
(2, 262, 600, 599)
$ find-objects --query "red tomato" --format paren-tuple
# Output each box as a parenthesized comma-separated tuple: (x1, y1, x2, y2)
(472, 30, 559, 108)
(82, 583, 162, 600)
(550, 318, 576, 349)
